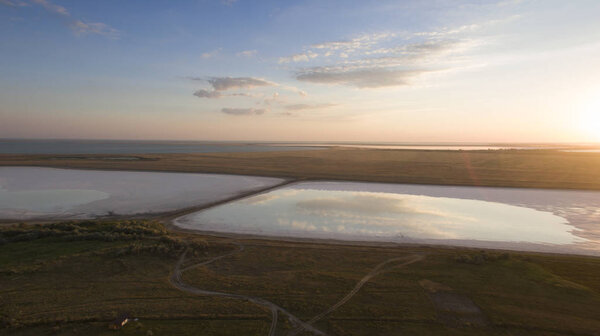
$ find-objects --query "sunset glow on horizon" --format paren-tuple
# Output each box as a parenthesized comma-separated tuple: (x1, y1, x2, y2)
(1, 0, 600, 142)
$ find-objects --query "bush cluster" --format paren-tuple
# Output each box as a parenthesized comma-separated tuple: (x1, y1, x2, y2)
(454, 250, 510, 265)
(0, 220, 210, 258)
(110, 237, 208, 257)
(0, 220, 167, 243)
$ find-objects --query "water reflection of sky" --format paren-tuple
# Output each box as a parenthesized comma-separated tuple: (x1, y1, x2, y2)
(177, 187, 585, 246)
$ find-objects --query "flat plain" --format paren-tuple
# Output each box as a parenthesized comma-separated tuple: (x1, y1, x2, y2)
(1, 148, 600, 335)
(2, 148, 600, 189)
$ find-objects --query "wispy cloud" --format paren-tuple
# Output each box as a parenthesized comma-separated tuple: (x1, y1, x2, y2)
(70, 20, 119, 38)
(278, 50, 318, 64)
(189, 75, 312, 118)
(190, 76, 306, 101)
(207, 77, 275, 91)
(193, 89, 223, 98)
(284, 103, 337, 111)
(362, 39, 464, 57)
(11, 0, 119, 38)
(414, 24, 481, 38)
(0, 0, 29, 7)
(193, 89, 253, 99)
(296, 68, 427, 88)
(281, 85, 307, 97)
(31, 0, 68, 15)
(237, 50, 258, 57)
(201, 48, 222, 59)
(221, 107, 266, 116)
(287, 34, 472, 88)
(415, 15, 521, 38)
(274, 14, 520, 89)
(279, 32, 398, 65)
(262, 92, 280, 106)
(310, 32, 396, 56)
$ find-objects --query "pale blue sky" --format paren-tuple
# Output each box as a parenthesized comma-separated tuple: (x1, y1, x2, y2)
(1, 0, 600, 142)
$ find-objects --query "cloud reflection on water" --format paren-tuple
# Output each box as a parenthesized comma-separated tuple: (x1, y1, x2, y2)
(179, 186, 583, 245)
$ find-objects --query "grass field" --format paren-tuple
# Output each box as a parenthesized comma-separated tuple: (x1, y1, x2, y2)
(2, 148, 600, 190)
(1, 221, 599, 335)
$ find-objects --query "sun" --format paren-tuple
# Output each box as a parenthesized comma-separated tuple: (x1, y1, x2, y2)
(579, 98, 600, 141)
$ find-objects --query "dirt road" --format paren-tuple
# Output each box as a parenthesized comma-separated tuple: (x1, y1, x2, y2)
(170, 246, 327, 336)
(288, 254, 425, 336)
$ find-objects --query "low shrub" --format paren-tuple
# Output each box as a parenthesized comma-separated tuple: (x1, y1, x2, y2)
(454, 250, 510, 265)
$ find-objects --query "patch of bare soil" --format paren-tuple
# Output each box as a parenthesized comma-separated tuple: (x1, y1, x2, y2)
(419, 279, 488, 327)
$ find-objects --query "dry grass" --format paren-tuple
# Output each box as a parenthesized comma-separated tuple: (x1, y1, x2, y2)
(2, 148, 600, 190)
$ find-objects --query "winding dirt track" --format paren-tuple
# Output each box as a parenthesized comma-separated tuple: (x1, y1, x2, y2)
(170, 242, 425, 336)
(170, 246, 327, 336)
(287, 254, 425, 336)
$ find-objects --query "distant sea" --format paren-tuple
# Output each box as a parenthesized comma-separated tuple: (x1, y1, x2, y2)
(0, 139, 597, 155)
(0, 139, 321, 154)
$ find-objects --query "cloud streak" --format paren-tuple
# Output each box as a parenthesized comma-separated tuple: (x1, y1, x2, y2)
(70, 20, 119, 38)
(208, 77, 275, 91)
(193, 89, 223, 98)
(193, 89, 254, 99)
(191, 76, 275, 99)
(279, 32, 397, 64)
(296, 68, 426, 88)
(278, 50, 318, 64)
(221, 108, 266, 116)
(311, 32, 395, 55)
(292, 39, 468, 88)
(15, 0, 120, 37)
(0, 0, 28, 7)
(201, 48, 221, 59)
(191, 76, 306, 101)
(237, 50, 257, 57)
(32, 0, 68, 15)
(284, 103, 337, 111)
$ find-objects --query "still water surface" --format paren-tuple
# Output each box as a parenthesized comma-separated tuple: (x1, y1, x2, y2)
(0, 139, 320, 154)
(176, 182, 600, 255)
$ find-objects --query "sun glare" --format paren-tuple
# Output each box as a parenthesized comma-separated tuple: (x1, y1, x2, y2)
(579, 98, 600, 141)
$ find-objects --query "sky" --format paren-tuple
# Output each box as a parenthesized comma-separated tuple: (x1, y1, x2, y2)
(1, 0, 600, 142)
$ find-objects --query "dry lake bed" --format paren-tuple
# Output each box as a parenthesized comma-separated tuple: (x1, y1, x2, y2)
(0, 167, 283, 220)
